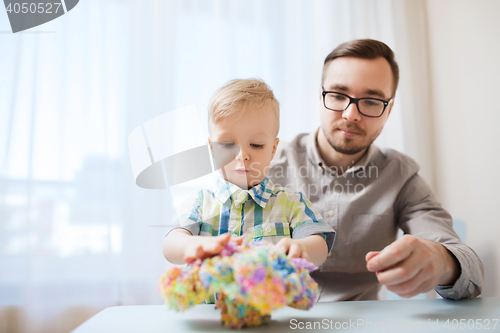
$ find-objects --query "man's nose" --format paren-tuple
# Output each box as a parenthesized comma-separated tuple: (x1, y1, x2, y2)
(342, 102, 361, 122)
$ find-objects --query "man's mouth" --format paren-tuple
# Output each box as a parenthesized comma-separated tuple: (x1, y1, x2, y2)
(337, 128, 361, 137)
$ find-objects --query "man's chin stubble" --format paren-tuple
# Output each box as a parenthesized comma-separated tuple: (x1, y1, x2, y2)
(326, 135, 367, 155)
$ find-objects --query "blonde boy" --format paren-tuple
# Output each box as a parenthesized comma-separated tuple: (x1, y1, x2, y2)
(163, 79, 334, 266)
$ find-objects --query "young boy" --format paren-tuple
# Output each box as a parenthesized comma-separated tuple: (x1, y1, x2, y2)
(163, 79, 334, 267)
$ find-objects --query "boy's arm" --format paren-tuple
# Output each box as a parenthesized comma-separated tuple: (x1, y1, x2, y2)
(281, 191, 335, 266)
(276, 234, 328, 267)
(163, 229, 239, 264)
(163, 190, 218, 264)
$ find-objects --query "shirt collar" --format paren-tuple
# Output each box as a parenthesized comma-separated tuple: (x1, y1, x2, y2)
(306, 128, 379, 176)
(213, 175, 275, 208)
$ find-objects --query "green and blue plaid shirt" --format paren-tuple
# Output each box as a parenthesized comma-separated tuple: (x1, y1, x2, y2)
(177, 176, 335, 253)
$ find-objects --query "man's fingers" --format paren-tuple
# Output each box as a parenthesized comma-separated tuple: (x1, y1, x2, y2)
(367, 235, 416, 272)
(383, 268, 431, 297)
(375, 251, 425, 286)
(395, 275, 435, 298)
(365, 251, 380, 262)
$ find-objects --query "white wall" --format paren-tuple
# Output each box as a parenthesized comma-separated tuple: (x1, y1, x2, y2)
(425, 0, 500, 297)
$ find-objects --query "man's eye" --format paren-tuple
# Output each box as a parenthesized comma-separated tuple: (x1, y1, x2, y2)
(363, 99, 381, 107)
(332, 94, 347, 101)
(250, 144, 263, 148)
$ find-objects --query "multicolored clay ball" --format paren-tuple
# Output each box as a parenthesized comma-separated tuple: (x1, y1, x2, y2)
(158, 238, 318, 329)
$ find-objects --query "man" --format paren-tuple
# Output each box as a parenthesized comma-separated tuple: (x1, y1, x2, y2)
(268, 39, 484, 301)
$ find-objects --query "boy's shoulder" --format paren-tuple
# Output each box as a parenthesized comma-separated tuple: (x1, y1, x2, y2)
(267, 178, 310, 203)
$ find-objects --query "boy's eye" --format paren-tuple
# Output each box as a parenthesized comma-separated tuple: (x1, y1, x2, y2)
(220, 143, 235, 148)
(250, 143, 264, 148)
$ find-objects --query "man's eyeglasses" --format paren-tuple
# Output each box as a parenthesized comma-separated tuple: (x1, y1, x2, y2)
(321, 88, 392, 118)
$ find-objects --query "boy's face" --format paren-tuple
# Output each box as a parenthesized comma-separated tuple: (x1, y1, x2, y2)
(209, 104, 279, 189)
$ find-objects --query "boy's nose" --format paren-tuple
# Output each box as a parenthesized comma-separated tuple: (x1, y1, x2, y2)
(236, 147, 250, 161)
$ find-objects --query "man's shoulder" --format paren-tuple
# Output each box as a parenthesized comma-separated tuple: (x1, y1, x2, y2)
(375, 146, 420, 177)
(272, 132, 310, 167)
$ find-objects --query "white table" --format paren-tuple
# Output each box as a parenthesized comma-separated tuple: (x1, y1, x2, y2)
(72, 297, 500, 332)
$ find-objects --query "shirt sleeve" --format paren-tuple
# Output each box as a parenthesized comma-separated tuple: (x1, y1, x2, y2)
(287, 191, 336, 254)
(169, 190, 205, 236)
(395, 173, 484, 299)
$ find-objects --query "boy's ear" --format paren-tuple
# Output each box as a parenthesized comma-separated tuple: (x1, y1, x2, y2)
(208, 137, 212, 149)
(271, 138, 280, 157)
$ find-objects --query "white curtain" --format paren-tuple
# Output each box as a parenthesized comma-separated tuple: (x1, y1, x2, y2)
(0, 0, 432, 332)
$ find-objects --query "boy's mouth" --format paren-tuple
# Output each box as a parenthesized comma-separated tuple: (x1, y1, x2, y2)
(234, 169, 249, 174)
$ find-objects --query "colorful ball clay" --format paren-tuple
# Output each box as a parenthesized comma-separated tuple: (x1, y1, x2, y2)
(158, 238, 318, 329)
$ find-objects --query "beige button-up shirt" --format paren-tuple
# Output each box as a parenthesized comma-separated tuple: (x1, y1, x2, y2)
(269, 130, 484, 301)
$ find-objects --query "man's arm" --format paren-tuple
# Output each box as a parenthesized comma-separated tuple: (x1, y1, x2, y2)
(366, 173, 484, 299)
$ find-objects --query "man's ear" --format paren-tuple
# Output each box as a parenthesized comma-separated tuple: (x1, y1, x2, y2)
(271, 138, 280, 158)
(386, 99, 395, 117)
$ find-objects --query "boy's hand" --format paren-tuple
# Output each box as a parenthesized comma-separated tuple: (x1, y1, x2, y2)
(183, 233, 245, 264)
(276, 238, 310, 261)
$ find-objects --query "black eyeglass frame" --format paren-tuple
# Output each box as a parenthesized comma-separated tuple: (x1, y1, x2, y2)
(321, 88, 393, 118)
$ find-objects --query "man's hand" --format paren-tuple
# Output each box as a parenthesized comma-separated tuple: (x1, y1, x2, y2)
(365, 235, 461, 298)
(276, 238, 310, 261)
(183, 233, 245, 263)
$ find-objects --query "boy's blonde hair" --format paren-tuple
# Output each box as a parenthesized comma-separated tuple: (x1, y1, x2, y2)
(208, 78, 280, 135)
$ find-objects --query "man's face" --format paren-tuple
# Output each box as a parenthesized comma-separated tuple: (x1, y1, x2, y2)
(320, 56, 394, 155)
(209, 105, 279, 190)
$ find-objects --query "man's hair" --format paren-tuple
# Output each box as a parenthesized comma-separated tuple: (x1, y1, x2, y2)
(322, 39, 400, 96)
(208, 78, 280, 134)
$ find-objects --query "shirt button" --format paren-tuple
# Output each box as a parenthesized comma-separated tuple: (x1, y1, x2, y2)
(333, 179, 339, 185)
(265, 226, 272, 232)
(328, 210, 334, 217)
(234, 203, 240, 209)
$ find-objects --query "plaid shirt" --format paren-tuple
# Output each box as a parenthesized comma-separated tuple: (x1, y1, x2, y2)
(177, 176, 335, 252)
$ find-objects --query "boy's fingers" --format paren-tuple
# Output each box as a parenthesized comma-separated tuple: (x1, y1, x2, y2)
(276, 242, 290, 253)
(184, 245, 203, 263)
(288, 244, 302, 258)
(218, 233, 231, 241)
(232, 234, 246, 245)
(276, 237, 291, 249)
(218, 233, 232, 246)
